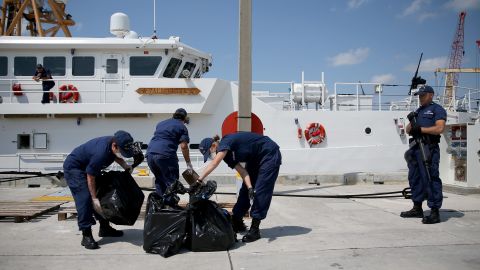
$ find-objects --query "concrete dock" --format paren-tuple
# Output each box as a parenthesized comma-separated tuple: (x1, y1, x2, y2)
(0, 183, 479, 270)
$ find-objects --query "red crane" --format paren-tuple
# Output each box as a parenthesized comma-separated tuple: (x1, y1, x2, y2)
(443, 11, 466, 108)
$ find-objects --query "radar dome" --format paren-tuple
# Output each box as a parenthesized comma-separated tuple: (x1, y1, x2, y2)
(110, 13, 130, 38)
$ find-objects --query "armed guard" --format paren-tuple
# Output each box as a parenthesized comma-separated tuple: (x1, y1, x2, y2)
(402, 85, 446, 224)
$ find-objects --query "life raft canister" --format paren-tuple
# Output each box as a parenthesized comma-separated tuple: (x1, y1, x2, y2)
(59, 84, 79, 103)
(12, 83, 23, 96)
(304, 122, 326, 146)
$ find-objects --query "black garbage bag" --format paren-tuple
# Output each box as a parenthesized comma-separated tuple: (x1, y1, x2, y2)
(95, 171, 145, 225)
(143, 192, 188, 258)
(188, 200, 236, 252)
(189, 180, 217, 205)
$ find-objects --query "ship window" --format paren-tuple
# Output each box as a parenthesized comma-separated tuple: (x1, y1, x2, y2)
(130, 56, 162, 76)
(72, 56, 95, 76)
(189, 144, 199, 150)
(0, 57, 7, 76)
(14, 56, 36, 76)
(17, 134, 30, 149)
(179, 62, 196, 78)
(194, 69, 201, 78)
(43, 57, 66, 76)
(163, 58, 182, 78)
(365, 127, 372, 135)
(106, 59, 118, 74)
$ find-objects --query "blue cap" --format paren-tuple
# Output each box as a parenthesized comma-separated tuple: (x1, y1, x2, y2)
(199, 137, 214, 162)
(173, 108, 187, 119)
(113, 130, 134, 158)
(414, 85, 434, 96)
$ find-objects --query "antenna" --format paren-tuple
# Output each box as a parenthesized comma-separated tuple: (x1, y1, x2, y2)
(152, 0, 157, 39)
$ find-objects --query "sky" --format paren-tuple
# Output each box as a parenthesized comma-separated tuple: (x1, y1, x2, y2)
(65, 0, 480, 97)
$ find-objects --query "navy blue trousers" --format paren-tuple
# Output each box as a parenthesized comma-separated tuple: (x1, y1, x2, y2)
(64, 169, 105, 230)
(232, 148, 282, 220)
(41, 82, 54, 104)
(147, 154, 179, 197)
(407, 145, 443, 209)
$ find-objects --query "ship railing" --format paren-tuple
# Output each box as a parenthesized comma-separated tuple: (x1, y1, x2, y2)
(438, 86, 480, 113)
(0, 78, 127, 104)
(0, 150, 234, 176)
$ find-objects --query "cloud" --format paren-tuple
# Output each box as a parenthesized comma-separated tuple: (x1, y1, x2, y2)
(401, 0, 431, 17)
(403, 56, 448, 72)
(348, 0, 368, 9)
(418, 12, 436, 22)
(328, 48, 370, 66)
(371, 74, 396, 84)
(444, 0, 480, 11)
(73, 22, 83, 32)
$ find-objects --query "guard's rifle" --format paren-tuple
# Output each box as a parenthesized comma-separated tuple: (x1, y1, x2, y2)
(408, 53, 426, 95)
(408, 112, 432, 182)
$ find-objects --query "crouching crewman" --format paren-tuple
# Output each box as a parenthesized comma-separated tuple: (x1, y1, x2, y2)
(63, 130, 135, 249)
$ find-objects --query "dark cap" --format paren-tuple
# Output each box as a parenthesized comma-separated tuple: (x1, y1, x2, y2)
(173, 108, 187, 120)
(113, 130, 134, 158)
(414, 85, 434, 96)
(199, 137, 214, 162)
(36, 64, 43, 69)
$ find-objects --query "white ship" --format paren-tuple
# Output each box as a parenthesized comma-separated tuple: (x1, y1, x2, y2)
(0, 11, 479, 188)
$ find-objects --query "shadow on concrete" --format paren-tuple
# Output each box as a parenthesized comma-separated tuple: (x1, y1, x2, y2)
(438, 209, 465, 222)
(97, 228, 143, 247)
(261, 225, 312, 242)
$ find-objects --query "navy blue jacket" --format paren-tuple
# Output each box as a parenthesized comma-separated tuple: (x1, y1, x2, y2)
(147, 118, 190, 160)
(63, 136, 116, 176)
(218, 132, 280, 169)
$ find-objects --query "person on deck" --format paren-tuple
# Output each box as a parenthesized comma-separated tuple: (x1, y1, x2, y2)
(63, 130, 134, 249)
(198, 132, 282, 242)
(32, 64, 55, 104)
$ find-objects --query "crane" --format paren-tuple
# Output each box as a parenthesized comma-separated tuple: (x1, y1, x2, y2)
(442, 11, 466, 109)
(0, 0, 74, 37)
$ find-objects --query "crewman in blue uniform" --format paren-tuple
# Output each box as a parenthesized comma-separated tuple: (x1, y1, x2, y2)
(147, 108, 192, 202)
(198, 132, 282, 242)
(402, 85, 446, 224)
(63, 130, 135, 249)
(32, 64, 55, 104)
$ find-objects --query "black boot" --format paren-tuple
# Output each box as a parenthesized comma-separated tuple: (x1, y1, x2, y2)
(242, 218, 261, 243)
(400, 203, 424, 218)
(81, 229, 99, 249)
(99, 221, 123, 237)
(232, 215, 247, 233)
(422, 208, 441, 224)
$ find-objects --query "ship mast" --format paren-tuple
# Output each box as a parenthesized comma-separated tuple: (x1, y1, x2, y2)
(0, 0, 75, 37)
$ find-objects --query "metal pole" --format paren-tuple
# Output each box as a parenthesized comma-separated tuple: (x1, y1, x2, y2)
(238, 0, 252, 132)
(301, 71, 305, 109)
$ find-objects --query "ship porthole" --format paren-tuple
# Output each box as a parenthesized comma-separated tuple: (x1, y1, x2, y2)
(365, 127, 372, 135)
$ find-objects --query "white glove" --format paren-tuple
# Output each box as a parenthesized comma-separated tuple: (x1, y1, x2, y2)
(186, 161, 193, 172)
(124, 164, 133, 174)
(92, 198, 104, 216)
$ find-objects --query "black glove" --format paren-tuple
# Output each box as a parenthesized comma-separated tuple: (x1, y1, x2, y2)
(407, 111, 417, 122)
(248, 188, 255, 202)
(409, 125, 422, 137)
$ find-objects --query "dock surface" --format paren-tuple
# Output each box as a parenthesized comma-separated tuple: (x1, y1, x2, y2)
(0, 184, 479, 270)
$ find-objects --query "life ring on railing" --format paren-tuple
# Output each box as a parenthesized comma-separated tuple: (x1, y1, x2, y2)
(304, 122, 326, 146)
(59, 84, 79, 103)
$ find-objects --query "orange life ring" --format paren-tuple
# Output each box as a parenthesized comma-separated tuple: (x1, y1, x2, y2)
(59, 84, 79, 103)
(304, 123, 326, 146)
